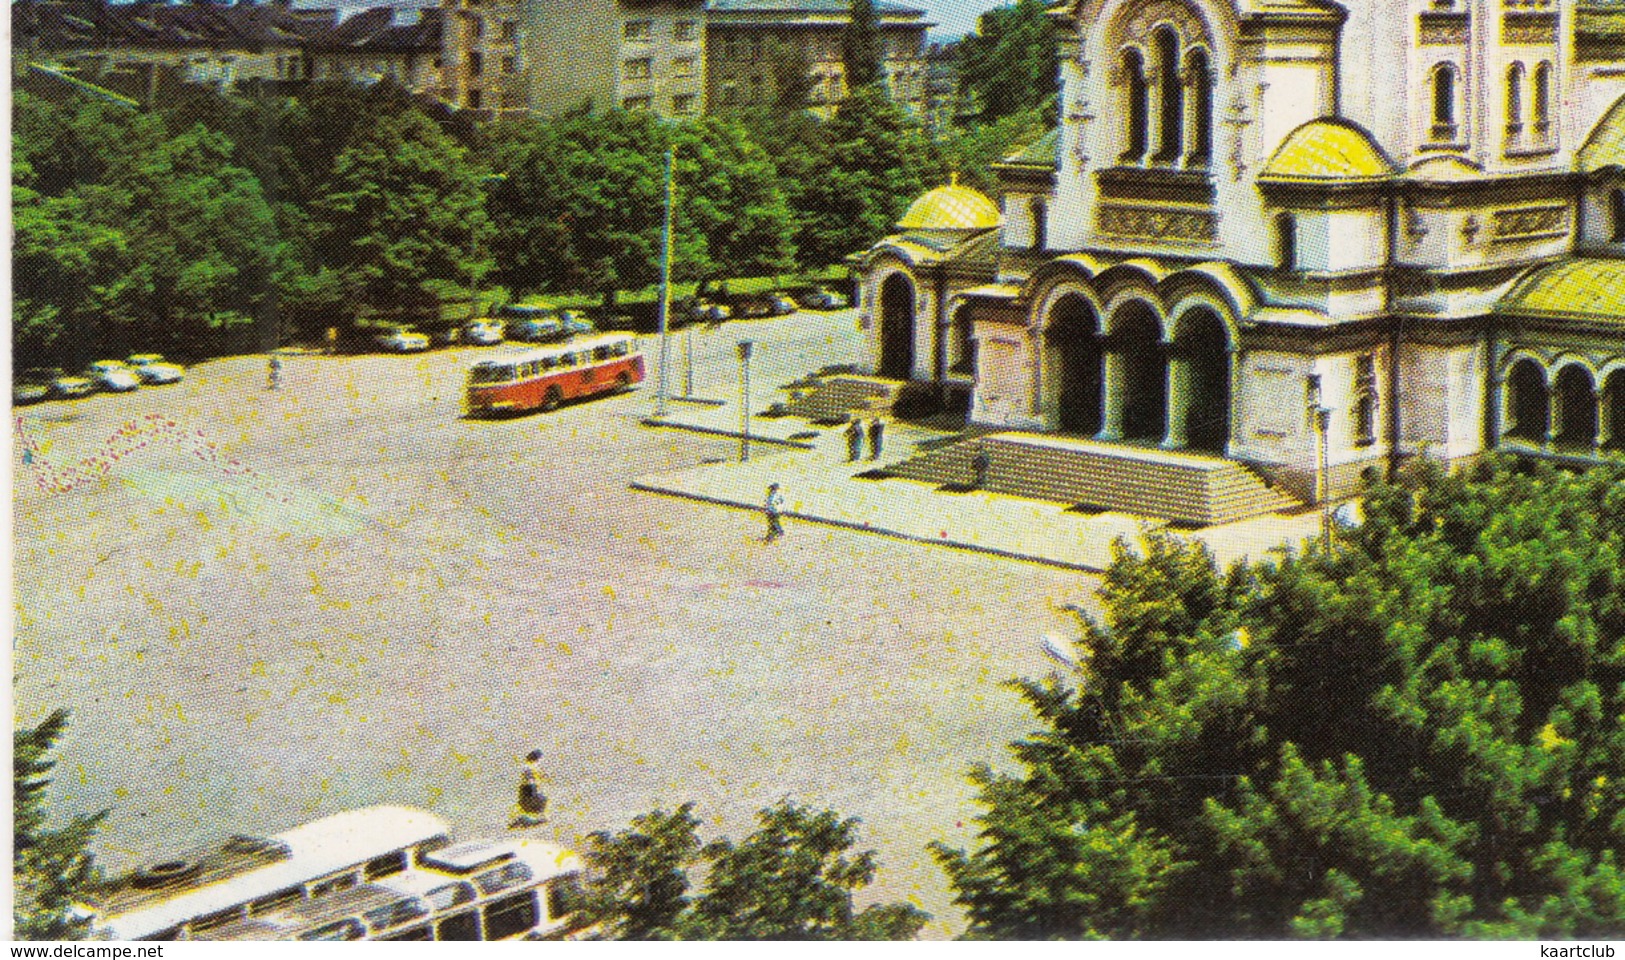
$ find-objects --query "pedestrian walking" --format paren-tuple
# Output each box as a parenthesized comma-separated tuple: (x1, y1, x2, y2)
(509, 750, 548, 829)
(972, 447, 991, 490)
(763, 482, 785, 542)
(845, 419, 863, 462)
(267, 354, 282, 391)
(867, 418, 885, 461)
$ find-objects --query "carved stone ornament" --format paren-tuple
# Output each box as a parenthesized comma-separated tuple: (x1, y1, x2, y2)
(1097, 203, 1217, 242)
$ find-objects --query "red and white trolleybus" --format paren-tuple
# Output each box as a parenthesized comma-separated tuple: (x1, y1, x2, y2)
(465, 333, 644, 416)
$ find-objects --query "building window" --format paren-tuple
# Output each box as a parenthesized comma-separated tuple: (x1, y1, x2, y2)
(622, 96, 650, 111)
(623, 58, 651, 81)
(468, 51, 482, 77)
(1029, 197, 1047, 250)
(1430, 62, 1458, 141)
(722, 82, 738, 105)
(1152, 27, 1183, 163)
(1505, 62, 1525, 138)
(623, 20, 651, 42)
(748, 74, 763, 102)
(499, 20, 517, 42)
(467, 88, 481, 109)
(1185, 47, 1213, 166)
(1533, 61, 1553, 142)
(472, 18, 483, 39)
(673, 94, 696, 115)
(1275, 212, 1297, 271)
(1354, 353, 1379, 447)
(1121, 47, 1149, 162)
(1611, 188, 1625, 243)
(673, 20, 697, 41)
(673, 57, 695, 78)
(501, 56, 516, 74)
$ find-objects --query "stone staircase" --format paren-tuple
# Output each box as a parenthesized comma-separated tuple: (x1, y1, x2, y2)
(783, 375, 905, 423)
(886, 432, 1304, 527)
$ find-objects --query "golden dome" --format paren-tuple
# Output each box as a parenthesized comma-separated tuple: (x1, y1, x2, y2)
(1260, 119, 1394, 182)
(897, 176, 1002, 231)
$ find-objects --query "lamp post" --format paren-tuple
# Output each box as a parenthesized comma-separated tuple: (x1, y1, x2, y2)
(1315, 405, 1332, 553)
(738, 340, 754, 463)
(654, 146, 676, 420)
(683, 321, 696, 398)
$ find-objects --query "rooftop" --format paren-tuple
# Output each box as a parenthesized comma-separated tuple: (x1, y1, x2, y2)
(1497, 258, 1625, 327)
(1259, 119, 1394, 183)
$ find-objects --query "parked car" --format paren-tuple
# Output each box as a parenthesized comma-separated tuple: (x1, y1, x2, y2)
(52, 370, 95, 399)
(675, 297, 728, 324)
(498, 305, 588, 343)
(462, 319, 504, 346)
(126, 353, 185, 385)
(374, 326, 430, 353)
(727, 292, 796, 319)
(88, 360, 141, 392)
(13, 368, 57, 405)
(792, 287, 846, 310)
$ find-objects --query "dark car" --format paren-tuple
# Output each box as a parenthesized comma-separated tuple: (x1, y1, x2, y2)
(792, 288, 846, 311)
(499, 305, 592, 343)
(726, 293, 796, 319)
(14, 367, 57, 405)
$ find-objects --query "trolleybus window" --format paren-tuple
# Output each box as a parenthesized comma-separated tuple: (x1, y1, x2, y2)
(474, 861, 532, 896)
(382, 925, 432, 941)
(364, 852, 408, 879)
(436, 910, 481, 941)
(482, 891, 538, 941)
(301, 918, 365, 941)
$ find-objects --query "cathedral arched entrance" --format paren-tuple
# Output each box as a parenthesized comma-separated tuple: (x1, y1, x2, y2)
(879, 273, 916, 380)
(1103, 302, 1167, 443)
(1553, 365, 1598, 450)
(1504, 359, 1549, 443)
(1044, 294, 1103, 436)
(1605, 371, 1624, 451)
(1169, 307, 1230, 453)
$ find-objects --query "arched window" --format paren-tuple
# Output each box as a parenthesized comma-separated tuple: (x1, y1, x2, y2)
(1275, 212, 1297, 271)
(1533, 62, 1553, 141)
(1121, 48, 1150, 162)
(1185, 48, 1213, 166)
(1152, 27, 1183, 163)
(1505, 62, 1525, 138)
(1029, 197, 1047, 251)
(1611, 188, 1625, 243)
(1431, 63, 1458, 140)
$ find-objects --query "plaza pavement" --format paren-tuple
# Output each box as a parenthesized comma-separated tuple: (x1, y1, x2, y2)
(638, 396, 1329, 573)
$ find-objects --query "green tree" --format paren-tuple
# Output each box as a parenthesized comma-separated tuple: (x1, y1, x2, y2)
(313, 108, 491, 323)
(843, 0, 884, 91)
(670, 117, 796, 282)
(956, 0, 1058, 121)
(935, 457, 1625, 939)
(789, 88, 933, 267)
(765, 37, 815, 113)
(15, 710, 106, 941)
(575, 800, 927, 940)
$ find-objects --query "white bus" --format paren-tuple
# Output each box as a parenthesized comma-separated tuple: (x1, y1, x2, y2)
(82, 805, 583, 942)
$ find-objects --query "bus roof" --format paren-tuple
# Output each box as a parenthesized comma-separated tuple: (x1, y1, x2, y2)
(97, 806, 450, 941)
(467, 333, 637, 369)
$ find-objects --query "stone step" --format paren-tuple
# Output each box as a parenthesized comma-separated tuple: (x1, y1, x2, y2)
(885, 433, 1304, 526)
(784, 375, 904, 423)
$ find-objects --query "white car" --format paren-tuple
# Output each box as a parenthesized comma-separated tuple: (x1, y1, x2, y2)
(462, 320, 504, 346)
(87, 360, 141, 392)
(126, 353, 185, 385)
(375, 327, 430, 353)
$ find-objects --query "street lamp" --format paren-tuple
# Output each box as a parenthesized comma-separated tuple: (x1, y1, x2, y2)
(654, 145, 676, 420)
(738, 339, 754, 463)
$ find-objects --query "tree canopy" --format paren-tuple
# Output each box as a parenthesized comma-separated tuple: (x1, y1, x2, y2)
(935, 457, 1625, 939)
(575, 800, 929, 940)
(843, 0, 884, 92)
(15, 710, 106, 941)
(956, 0, 1059, 121)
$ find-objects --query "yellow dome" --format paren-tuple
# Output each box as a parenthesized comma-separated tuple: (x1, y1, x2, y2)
(1260, 119, 1394, 182)
(897, 177, 1001, 231)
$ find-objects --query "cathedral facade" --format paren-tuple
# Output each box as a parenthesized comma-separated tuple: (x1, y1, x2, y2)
(858, 0, 1625, 504)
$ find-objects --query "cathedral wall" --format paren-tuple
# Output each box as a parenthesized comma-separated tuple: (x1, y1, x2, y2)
(970, 325, 1045, 429)
(1397, 339, 1490, 461)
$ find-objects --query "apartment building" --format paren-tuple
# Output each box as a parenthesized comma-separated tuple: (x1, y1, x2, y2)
(704, 0, 930, 117)
(441, 0, 528, 115)
(524, 0, 707, 118)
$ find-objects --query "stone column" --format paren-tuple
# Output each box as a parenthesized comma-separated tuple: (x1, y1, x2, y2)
(1545, 383, 1560, 452)
(1162, 353, 1191, 449)
(1097, 349, 1126, 441)
(1600, 382, 1615, 450)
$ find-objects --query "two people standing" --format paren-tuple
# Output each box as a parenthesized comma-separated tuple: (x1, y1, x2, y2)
(844, 418, 886, 463)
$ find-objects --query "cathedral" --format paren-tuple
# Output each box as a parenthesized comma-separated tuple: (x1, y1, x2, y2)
(854, 0, 1625, 518)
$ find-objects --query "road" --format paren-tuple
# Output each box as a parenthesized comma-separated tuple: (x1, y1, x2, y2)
(12, 310, 1102, 937)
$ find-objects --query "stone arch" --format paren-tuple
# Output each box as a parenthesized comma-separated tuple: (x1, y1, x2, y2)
(1553, 362, 1599, 450)
(1160, 266, 1252, 345)
(1431, 62, 1459, 138)
(949, 301, 976, 375)
(1152, 26, 1183, 163)
(878, 271, 917, 380)
(1604, 367, 1625, 450)
(1119, 45, 1150, 162)
(1533, 61, 1553, 136)
(1043, 291, 1105, 436)
(1504, 356, 1549, 443)
(1168, 304, 1231, 453)
(1506, 61, 1525, 136)
(1103, 298, 1168, 442)
(1184, 46, 1214, 167)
